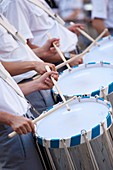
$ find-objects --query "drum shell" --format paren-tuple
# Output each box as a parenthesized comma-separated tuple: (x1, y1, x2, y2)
(42, 124, 113, 170)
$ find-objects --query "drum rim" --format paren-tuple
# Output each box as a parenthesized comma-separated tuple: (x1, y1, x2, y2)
(85, 35, 113, 53)
(52, 62, 113, 98)
(36, 97, 112, 149)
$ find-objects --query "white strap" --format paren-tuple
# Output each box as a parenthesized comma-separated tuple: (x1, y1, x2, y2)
(28, 0, 65, 25)
(0, 15, 26, 44)
(0, 62, 24, 98)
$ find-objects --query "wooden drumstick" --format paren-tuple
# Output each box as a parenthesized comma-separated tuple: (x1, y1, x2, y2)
(8, 96, 76, 138)
(56, 28, 108, 70)
(70, 22, 98, 46)
(33, 29, 108, 78)
(47, 33, 71, 71)
(45, 65, 70, 111)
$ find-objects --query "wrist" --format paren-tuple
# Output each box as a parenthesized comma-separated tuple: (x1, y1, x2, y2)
(34, 47, 45, 58)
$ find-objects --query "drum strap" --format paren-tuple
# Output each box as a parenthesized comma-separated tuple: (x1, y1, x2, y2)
(0, 62, 41, 117)
(0, 15, 26, 44)
(0, 62, 24, 98)
(27, 0, 65, 26)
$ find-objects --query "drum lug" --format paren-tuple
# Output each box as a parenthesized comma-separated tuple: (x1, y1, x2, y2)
(77, 96, 81, 102)
(100, 86, 107, 99)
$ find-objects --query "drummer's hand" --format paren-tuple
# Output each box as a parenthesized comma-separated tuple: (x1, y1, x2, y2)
(34, 38, 60, 58)
(9, 115, 35, 135)
(34, 71, 58, 90)
(70, 53, 83, 67)
(68, 23, 85, 36)
(34, 61, 56, 74)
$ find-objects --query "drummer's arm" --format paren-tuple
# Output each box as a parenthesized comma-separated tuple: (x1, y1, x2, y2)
(0, 111, 35, 134)
(1, 61, 40, 76)
(92, 18, 110, 36)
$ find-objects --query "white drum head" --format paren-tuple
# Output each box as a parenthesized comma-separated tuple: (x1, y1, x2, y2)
(83, 36, 113, 64)
(37, 99, 109, 140)
(53, 63, 113, 96)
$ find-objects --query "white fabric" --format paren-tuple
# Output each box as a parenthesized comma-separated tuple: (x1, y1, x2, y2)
(0, 0, 78, 52)
(0, 63, 29, 116)
(91, 0, 113, 28)
(28, 0, 65, 25)
(0, 15, 43, 83)
(54, 0, 84, 20)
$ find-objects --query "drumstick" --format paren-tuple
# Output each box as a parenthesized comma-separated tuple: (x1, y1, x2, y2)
(56, 28, 108, 70)
(33, 28, 108, 78)
(8, 96, 76, 138)
(47, 33, 71, 71)
(70, 22, 98, 46)
(45, 65, 70, 111)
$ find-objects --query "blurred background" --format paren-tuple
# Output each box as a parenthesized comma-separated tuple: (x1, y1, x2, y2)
(45, 0, 98, 50)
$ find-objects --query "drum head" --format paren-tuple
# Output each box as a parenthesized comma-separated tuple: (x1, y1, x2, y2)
(53, 63, 113, 96)
(37, 98, 112, 148)
(83, 36, 113, 64)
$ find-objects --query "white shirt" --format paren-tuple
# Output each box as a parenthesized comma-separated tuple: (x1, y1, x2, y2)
(0, 0, 78, 53)
(0, 16, 43, 83)
(0, 63, 29, 116)
(54, 0, 84, 20)
(91, 0, 113, 28)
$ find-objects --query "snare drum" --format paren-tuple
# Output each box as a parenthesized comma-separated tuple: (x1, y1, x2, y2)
(53, 62, 113, 107)
(83, 36, 113, 64)
(36, 97, 113, 170)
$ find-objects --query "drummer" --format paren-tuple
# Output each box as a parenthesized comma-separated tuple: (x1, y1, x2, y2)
(91, 0, 113, 36)
(0, 14, 59, 115)
(0, 62, 54, 170)
(0, 0, 83, 66)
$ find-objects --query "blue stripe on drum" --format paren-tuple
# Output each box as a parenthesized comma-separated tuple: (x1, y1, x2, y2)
(72, 65, 79, 68)
(108, 82, 113, 94)
(106, 113, 112, 128)
(70, 134, 81, 147)
(103, 62, 110, 65)
(91, 89, 100, 96)
(107, 103, 111, 109)
(98, 98, 104, 101)
(88, 62, 96, 65)
(91, 125, 100, 139)
(50, 139, 59, 148)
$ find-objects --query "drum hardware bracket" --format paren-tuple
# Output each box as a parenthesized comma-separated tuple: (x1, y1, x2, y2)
(100, 86, 106, 100)
(100, 61, 104, 66)
(81, 129, 87, 136)
(77, 96, 81, 102)
(108, 35, 112, 40)
(95, 95, 100, 102)
(85, 63, 88, 68)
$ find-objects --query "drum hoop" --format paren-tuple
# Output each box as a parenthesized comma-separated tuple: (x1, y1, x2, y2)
(89, 35, 113, 51)
(36, 97, 113, 149)
(53, 62, 113, 98)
